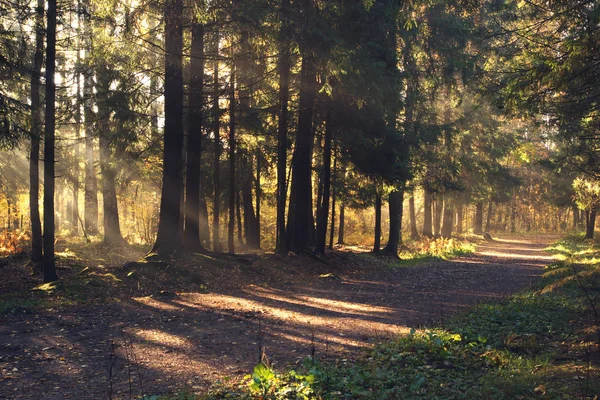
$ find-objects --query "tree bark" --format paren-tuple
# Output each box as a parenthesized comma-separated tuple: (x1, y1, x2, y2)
(152, 0, 185, 254)
(474, 201, 484, 235)
(212, 31, 221, 252)
(29, 0, 44, 271)
(183, 21, 205, 252)
(409, 194, 418, 239)
(97, 69, 124, 245)
(441, 199, 453, 238)
(423, 190, 433, 237)
(456, 202, 463, 234)
(287, 7, 316, 253)
(315, 107, 333, 255)
(382, 189, 404, 256)
(485, 200, 493, 232)
(43, 0, 58, 282)
(329, 146, 337, 250)
(255, 154, 261, 249)
(373, 192, 382, 252)
(337, 203, 345, 245)
(434, 196, 443, 236)
(585, 209, 596, 239)
(275, 0, 291, 254)
(228, 64, 236, 254)
(241, 154, 259, 249)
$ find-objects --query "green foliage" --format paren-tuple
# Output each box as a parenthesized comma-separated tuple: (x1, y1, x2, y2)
(573, 177, 600, 212)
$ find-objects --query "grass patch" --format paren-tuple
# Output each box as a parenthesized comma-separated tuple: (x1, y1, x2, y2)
(394, 237, 476, 267)
(154, 235, 600, 399)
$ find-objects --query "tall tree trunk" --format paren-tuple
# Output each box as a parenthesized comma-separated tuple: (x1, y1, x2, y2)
(96, 67, 124, 245)
(573, 204, 579, 229)
(423, 190, 433, 237)
(212, 32, 221, 252)
(315, 106, 333, 255)
(183, 21, 205, 251)
(83, 61, 98, 234)
(382, 189, 404, 256)
(585, 209, 596, 239)
(227, 64, 236, 254)
(287, 8, 316, 253)
(29, 0, 44, 271)
(474, 201, 484, 235)
(510, 203, 516, 233)
(255, 154, 261, 249)
(228, 64, 236, 254)
(409, 194, 418, 239)
(485, 200, 493, 232)
(337, 203, 345, 245)
(434, 196, 443, 236)
(43, 0, 58, 282)
(456, 202, 463, 234)
(275, 0, 291, 254)
(236, 190, 243, 244)
(441, 198, 453, 238)
(329, 145, 337, 250)
(373, 191, 382, 252)
(152, 0, 185, 254)
(241, 154, 259, 248)
(199, 196, 210, 246)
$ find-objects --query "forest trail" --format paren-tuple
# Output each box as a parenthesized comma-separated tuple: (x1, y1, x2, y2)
(0, 235, 558, 399)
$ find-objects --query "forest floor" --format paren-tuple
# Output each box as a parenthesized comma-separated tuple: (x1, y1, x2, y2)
(0, 234, 558, 399)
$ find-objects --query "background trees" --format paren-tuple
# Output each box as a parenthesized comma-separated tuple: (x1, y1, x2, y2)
(0, 0, 596, 268)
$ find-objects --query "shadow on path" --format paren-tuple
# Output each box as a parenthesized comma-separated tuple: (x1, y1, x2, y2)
(0, 235, 557, 399)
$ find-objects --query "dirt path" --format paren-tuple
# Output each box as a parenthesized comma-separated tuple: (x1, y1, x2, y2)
(0, 235, 557, 399)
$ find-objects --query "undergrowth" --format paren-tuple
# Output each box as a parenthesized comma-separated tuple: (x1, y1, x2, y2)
(150, 234, 599, 399)
(393, 237, 476, 267)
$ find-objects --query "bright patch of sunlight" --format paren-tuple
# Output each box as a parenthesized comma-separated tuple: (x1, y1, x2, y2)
(33, 281, 61, 291)
(134, 329, 191, 350)
(478, 250, 555, 261)
(133, 297, 185, 312)
(55, 249, 77, 258)
(179, 292, 406, 341)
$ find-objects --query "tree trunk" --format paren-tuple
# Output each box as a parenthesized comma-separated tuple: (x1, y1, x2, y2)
(255, 154, 261, 249)
(456, 202, 463, 234)
(337, 203, 345, 245)
(241, 155, 259, 249)
(275, 0, 291, 254)
(409, 194, 418, 239)
(43, 0, 58, 282)
(228, 64, 236, 254)
(152, 0, 185, 254)
(96, 66, 124, 245)
(434, 196, 443, 236)
(315, 106, 333, 255)
(474, 201, 484, 235)
(423, 190, 433, 237)
(373, 192, 382, 252)
(83, 81, 98, 235)
(212, 31, 221, 252)
(183, 21, 205, 252)
(382, 189, 404, 256)
(485, 200, 493, 232)
(287, 10, 316, 253)
(329, 146, 337, 250)
(441, 199, 453, 238)
(236, 190, 243, 244)
(585, 209, 596, 239)
(29, 0, 44, 271)
(511, 203, 516, 233)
